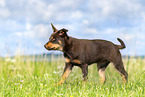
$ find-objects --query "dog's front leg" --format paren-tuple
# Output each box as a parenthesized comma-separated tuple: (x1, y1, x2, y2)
(80, 64, 88, 81)
(57, 63, 73, 85)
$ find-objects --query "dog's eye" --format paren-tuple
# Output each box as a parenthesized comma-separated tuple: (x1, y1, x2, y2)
(51, 38, 56, 42)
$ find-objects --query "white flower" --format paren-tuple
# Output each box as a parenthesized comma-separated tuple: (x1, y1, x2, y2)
(5, 58, 16, 63)
(20, 84, 22, 89)
(9, 65, 17, 71)
(11, 59, 16, 63)
(6, 58, 11, 62)
(53, 71, 61, 74)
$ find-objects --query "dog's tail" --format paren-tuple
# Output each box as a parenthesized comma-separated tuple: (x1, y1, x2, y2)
(117, 38, 126, 49)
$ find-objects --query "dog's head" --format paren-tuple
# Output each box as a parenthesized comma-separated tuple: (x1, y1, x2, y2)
(44, 23, 69, 51)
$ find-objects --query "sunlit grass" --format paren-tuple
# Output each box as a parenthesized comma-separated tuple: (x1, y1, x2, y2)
(0, 55, 144, 96)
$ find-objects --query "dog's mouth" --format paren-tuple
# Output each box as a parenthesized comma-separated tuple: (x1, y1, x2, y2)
(45, 47, 55, 50)
(48, 47, 57, 50)
(44, 44, 63, 51)
(44, 45, 58, 51)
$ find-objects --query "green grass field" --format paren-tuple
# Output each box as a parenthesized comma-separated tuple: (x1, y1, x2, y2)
(0, 55, 144, 97)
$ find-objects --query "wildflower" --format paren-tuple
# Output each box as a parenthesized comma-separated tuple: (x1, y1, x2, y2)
(53, 71, 58, 74)
(53, 71, 61, 74)
(58, 66, 63, 69)
(40, 83, 43, 86)
(14, 83, 19, 85)
(9, 65, 17, 71)
(6, 58, 11, 62)
(20, 84, 22, 89)
(5, 58, 16, 63)
(55, 93, 63, 96)
(44, 73, 49, 78)
(11, 59, 16, 63)
(17, 74, 22, 78)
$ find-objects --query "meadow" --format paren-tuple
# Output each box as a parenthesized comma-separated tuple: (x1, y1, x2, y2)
(0, 54, 144, 97)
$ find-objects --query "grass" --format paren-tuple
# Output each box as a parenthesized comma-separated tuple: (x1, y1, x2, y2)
(0, 55, 145, 97)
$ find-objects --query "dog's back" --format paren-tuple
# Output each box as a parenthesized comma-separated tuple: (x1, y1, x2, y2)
(64, 37, 123, 65)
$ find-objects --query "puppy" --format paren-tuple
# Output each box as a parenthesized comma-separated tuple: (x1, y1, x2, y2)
(44, 23, 128, 85)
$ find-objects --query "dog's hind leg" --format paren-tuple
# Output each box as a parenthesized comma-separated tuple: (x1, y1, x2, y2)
(97, 60, 110, 83)
(112, 57, 128, 83)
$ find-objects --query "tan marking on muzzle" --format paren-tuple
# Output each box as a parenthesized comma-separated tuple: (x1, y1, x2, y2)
(50, 36, 54, 40)
(58, 40, 62, 45)
(47, 42, 63, 51)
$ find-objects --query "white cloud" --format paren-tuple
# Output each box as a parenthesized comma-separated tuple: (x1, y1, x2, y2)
(0, 0, 5, 7)
(14, 24, 49, 38)
(104, 28, 118, 34)
(59, 0, 77, 8)
(137, 33, 145, 39)
(123, 34, 136, 41)
(88, 0, 144, 19)
(70, 11, 83, 19)
(26, 22, 32, 30)
(33, 24, 49, 38)
(84, 28, 98, 34)
(1, 0, 145, 56)
(136, 41, 145, 46)
(83, 20, 89, 25)
(0, 8, 11, 18)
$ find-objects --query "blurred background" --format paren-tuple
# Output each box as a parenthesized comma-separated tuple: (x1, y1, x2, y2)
(0, 0, 145, 57)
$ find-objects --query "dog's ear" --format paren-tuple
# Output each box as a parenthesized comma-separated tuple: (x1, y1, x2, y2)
(59, 28, 69, 39)
(51, 23, 58, 32)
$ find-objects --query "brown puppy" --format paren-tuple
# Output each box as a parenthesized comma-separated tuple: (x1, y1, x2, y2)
(44, 23, 128, 85)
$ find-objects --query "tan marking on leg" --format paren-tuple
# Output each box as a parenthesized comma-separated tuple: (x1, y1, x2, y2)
(58, 69, 71, 85)
(65, 58, 70, 63)
(73, 59, 81, 64)
(121, 74, 127, 83)
(98, 68, 106, 83)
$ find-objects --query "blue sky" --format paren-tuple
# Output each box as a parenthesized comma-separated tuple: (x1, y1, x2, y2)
(0, 0, 145, 57)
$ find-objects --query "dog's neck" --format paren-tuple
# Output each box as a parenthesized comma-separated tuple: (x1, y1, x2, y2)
(63, 37, 78, 59)
(63, 37, 73, 51)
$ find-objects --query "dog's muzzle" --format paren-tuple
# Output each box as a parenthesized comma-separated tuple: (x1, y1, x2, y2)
(44, 44, 55, 50)
(44, 44, 51, 50)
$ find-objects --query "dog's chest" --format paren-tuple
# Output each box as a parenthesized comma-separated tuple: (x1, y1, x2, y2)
(65, 57, 81, 64)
